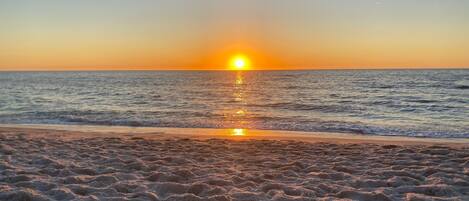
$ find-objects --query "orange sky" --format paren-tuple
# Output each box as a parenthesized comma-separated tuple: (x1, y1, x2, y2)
(1, 0, 468, 70)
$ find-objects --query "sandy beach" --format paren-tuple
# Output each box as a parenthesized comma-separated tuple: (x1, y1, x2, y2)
(0, 125, 468, 201)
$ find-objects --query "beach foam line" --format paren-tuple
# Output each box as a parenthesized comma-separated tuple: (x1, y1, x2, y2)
(0, 124, 467, 146)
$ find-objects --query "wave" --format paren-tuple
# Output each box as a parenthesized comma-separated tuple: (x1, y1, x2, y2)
(454, 80, 469, 89)
(248, 102, 351, 112)
(405, 99, 439, 104)
(454, 85, 469, 89)
(1, 117, 467, 138)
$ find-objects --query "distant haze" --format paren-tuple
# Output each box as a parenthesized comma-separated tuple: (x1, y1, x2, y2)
(1, 0, 468, 70)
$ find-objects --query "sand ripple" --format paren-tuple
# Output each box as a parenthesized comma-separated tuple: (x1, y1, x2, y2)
(0, 132, 468, 201)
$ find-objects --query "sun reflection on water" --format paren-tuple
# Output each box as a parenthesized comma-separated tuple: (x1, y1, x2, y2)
(230, 72, 249, 136)
(235, 73, 244, 85)
(231, 128, 246, 136)
(236, 110, 245, 116)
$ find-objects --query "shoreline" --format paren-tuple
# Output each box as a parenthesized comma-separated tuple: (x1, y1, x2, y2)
(0, 123, 467, 147)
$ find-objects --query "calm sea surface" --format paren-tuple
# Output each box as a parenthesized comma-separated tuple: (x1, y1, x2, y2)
(0, 70, 467, 138)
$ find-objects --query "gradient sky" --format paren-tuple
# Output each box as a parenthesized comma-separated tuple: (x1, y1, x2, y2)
(1, 0, 468, 70)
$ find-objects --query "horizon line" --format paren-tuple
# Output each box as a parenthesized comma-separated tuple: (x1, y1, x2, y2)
(0, 67, 468, 72)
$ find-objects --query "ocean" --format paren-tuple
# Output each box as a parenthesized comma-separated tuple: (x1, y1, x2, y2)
(0, 70, 467, 138)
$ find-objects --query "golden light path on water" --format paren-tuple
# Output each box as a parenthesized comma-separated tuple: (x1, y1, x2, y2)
(230, 71, 248, 137)
(231, 128, 247, 136)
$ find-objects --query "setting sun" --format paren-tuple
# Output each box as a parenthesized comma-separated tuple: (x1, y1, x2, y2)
(229, 55, 250, 70)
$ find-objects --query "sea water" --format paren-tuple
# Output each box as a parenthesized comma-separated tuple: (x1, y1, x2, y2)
(0, 70, 467, 138)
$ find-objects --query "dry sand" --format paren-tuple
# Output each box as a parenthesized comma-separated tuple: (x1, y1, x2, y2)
(0, 125, 468, 201)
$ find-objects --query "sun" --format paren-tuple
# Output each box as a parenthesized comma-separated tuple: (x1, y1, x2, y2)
(229, 55, 250, 70)
(235, 59, 245, 68)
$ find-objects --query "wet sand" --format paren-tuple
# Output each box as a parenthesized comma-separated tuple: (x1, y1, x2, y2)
(0, 125, 468, 201)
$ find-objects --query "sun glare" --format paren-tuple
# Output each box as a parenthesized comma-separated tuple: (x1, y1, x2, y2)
(230, 55, 250, 70)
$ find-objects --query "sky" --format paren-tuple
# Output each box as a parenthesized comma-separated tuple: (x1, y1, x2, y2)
(1, 0, 468, 70)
